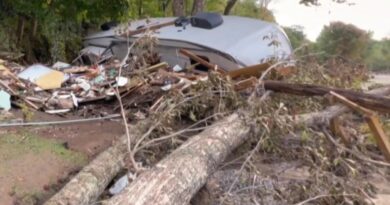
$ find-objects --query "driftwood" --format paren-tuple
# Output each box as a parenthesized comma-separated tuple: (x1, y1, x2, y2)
(105, 113, 251, 205)
(45, 86, 390, 205)
(295, 86, 390, 126)
(44, 123, 144, 205)
(263, 80, 390, 113)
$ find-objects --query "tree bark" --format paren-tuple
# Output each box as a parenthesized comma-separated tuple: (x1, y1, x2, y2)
(224, 0, 238, 15)
(191, 0, 204, 15)
(263, 80, 390, 113)
(44, 85, 390, 205)
(105, 113, 251, 205)
(44, 124, 144, 205)
(172, 0, 185, 16)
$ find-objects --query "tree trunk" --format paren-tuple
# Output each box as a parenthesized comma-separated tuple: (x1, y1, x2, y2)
(172, 0, 185, 16)
(263, 80, 390, 113)
(191, 0, 204, 15)
(224, 0, 238, 15)
(44, 124, 144, 205)
(105, 113, 251, 205)
(44, 86, 390, 205)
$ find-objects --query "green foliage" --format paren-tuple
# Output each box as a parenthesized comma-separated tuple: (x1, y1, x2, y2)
(364, 38, 390, 71)
(283, 25, 309, 49)
(230, 0, 276, 22)
(316, 21, 370, 62)
(205, 0, 227, 12)
(0, 0, 132, 62)
(0, 131, 86, 164)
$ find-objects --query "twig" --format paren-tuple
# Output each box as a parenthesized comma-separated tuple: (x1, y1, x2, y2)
(134, 112, 226, 153)
(219, 130, 266, 205)
(113, 33, 142, 172)
(294, 194, 358, 205)
(322, 128, 390, 167)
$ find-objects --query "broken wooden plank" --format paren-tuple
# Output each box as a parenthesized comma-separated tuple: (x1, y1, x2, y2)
(366, 116, 390, 162)
(179, 49, 227, 74)
(330, 91, 390, 162)
(329, 91, 375, 116)
(120, 21, 175, 37)
(234, 77, 257, 91)
(227, 62, 271, 79)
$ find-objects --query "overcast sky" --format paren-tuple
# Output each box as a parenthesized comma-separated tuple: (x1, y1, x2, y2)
(268, 0, 390, 41)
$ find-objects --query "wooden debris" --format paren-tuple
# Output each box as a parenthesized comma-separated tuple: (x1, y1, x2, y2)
(120, 21, 175, 37)
(234, 77, 257, 91)
(0, 79, 40, 110)
(263, 80, 390, 113)
(366, 116, 390, 162)
(330, 91, 390, 162)
(179, 49, 227, 74)
(295, 86, 390, 127)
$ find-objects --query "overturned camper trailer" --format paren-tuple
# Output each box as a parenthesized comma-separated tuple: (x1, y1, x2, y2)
(82, 13, 293, 71)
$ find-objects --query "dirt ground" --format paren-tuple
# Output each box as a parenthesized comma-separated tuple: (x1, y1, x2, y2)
(0, 110, 124, 205)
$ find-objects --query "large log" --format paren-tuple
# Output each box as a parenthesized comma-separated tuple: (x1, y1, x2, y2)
(44, 123, 144, 205)
(105, 113, 251, 205)
(263, 80, 390, 113)
(45, 86, 390, 205)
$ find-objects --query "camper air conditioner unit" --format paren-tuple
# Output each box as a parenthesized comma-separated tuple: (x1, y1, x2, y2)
(191, 12, 223, 29)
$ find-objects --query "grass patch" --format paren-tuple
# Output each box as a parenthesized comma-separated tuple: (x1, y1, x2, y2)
(0, 131, 86, 165)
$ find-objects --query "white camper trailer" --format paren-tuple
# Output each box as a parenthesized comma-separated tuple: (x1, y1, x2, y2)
(82, 13, 293, 71)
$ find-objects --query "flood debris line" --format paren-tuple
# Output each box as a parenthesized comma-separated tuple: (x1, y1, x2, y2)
(3, 17, 390, 205)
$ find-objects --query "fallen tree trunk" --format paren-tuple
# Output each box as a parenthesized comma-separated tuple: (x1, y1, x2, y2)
(45, 86, 390, 205)
(44, 123, 144, 205)
(263, 80, 390, 113)
(105, 113, 251, 205)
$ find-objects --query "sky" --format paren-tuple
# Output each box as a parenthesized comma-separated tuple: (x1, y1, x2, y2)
(268, 0, 390, 41)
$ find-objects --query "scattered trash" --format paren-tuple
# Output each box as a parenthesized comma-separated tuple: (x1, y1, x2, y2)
(109, 174, 129, 195)
(173, 65, 184, 72)
(35, 69, 65, 90)
(52, 61, 71, 70)
(115, 76, 129, 87)
(0, 90, 11, 111)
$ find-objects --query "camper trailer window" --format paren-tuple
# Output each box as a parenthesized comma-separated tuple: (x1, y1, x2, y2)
(190, 56, 210, 72)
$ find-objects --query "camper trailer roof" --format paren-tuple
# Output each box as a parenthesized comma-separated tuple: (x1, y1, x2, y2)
(85, 16, 292, 66)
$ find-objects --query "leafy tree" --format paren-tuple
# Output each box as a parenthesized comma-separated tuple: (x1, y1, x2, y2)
(0, 0, 132, 62)
(316, 21, 370, 62)
(365, 38, 390, 70)
(230, 0, 276, 22)
(283, 25, 309, 49)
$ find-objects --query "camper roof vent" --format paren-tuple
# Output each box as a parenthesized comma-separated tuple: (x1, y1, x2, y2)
(191, 12, 223, 29)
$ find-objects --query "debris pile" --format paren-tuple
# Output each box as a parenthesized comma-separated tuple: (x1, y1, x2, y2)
(2, 36, 390, 205)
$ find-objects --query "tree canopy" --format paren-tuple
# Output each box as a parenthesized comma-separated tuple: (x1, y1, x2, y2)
(316, 21, 371, 62)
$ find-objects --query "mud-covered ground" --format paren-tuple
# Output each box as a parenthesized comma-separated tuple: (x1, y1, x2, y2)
(0, 111, 124, 205)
